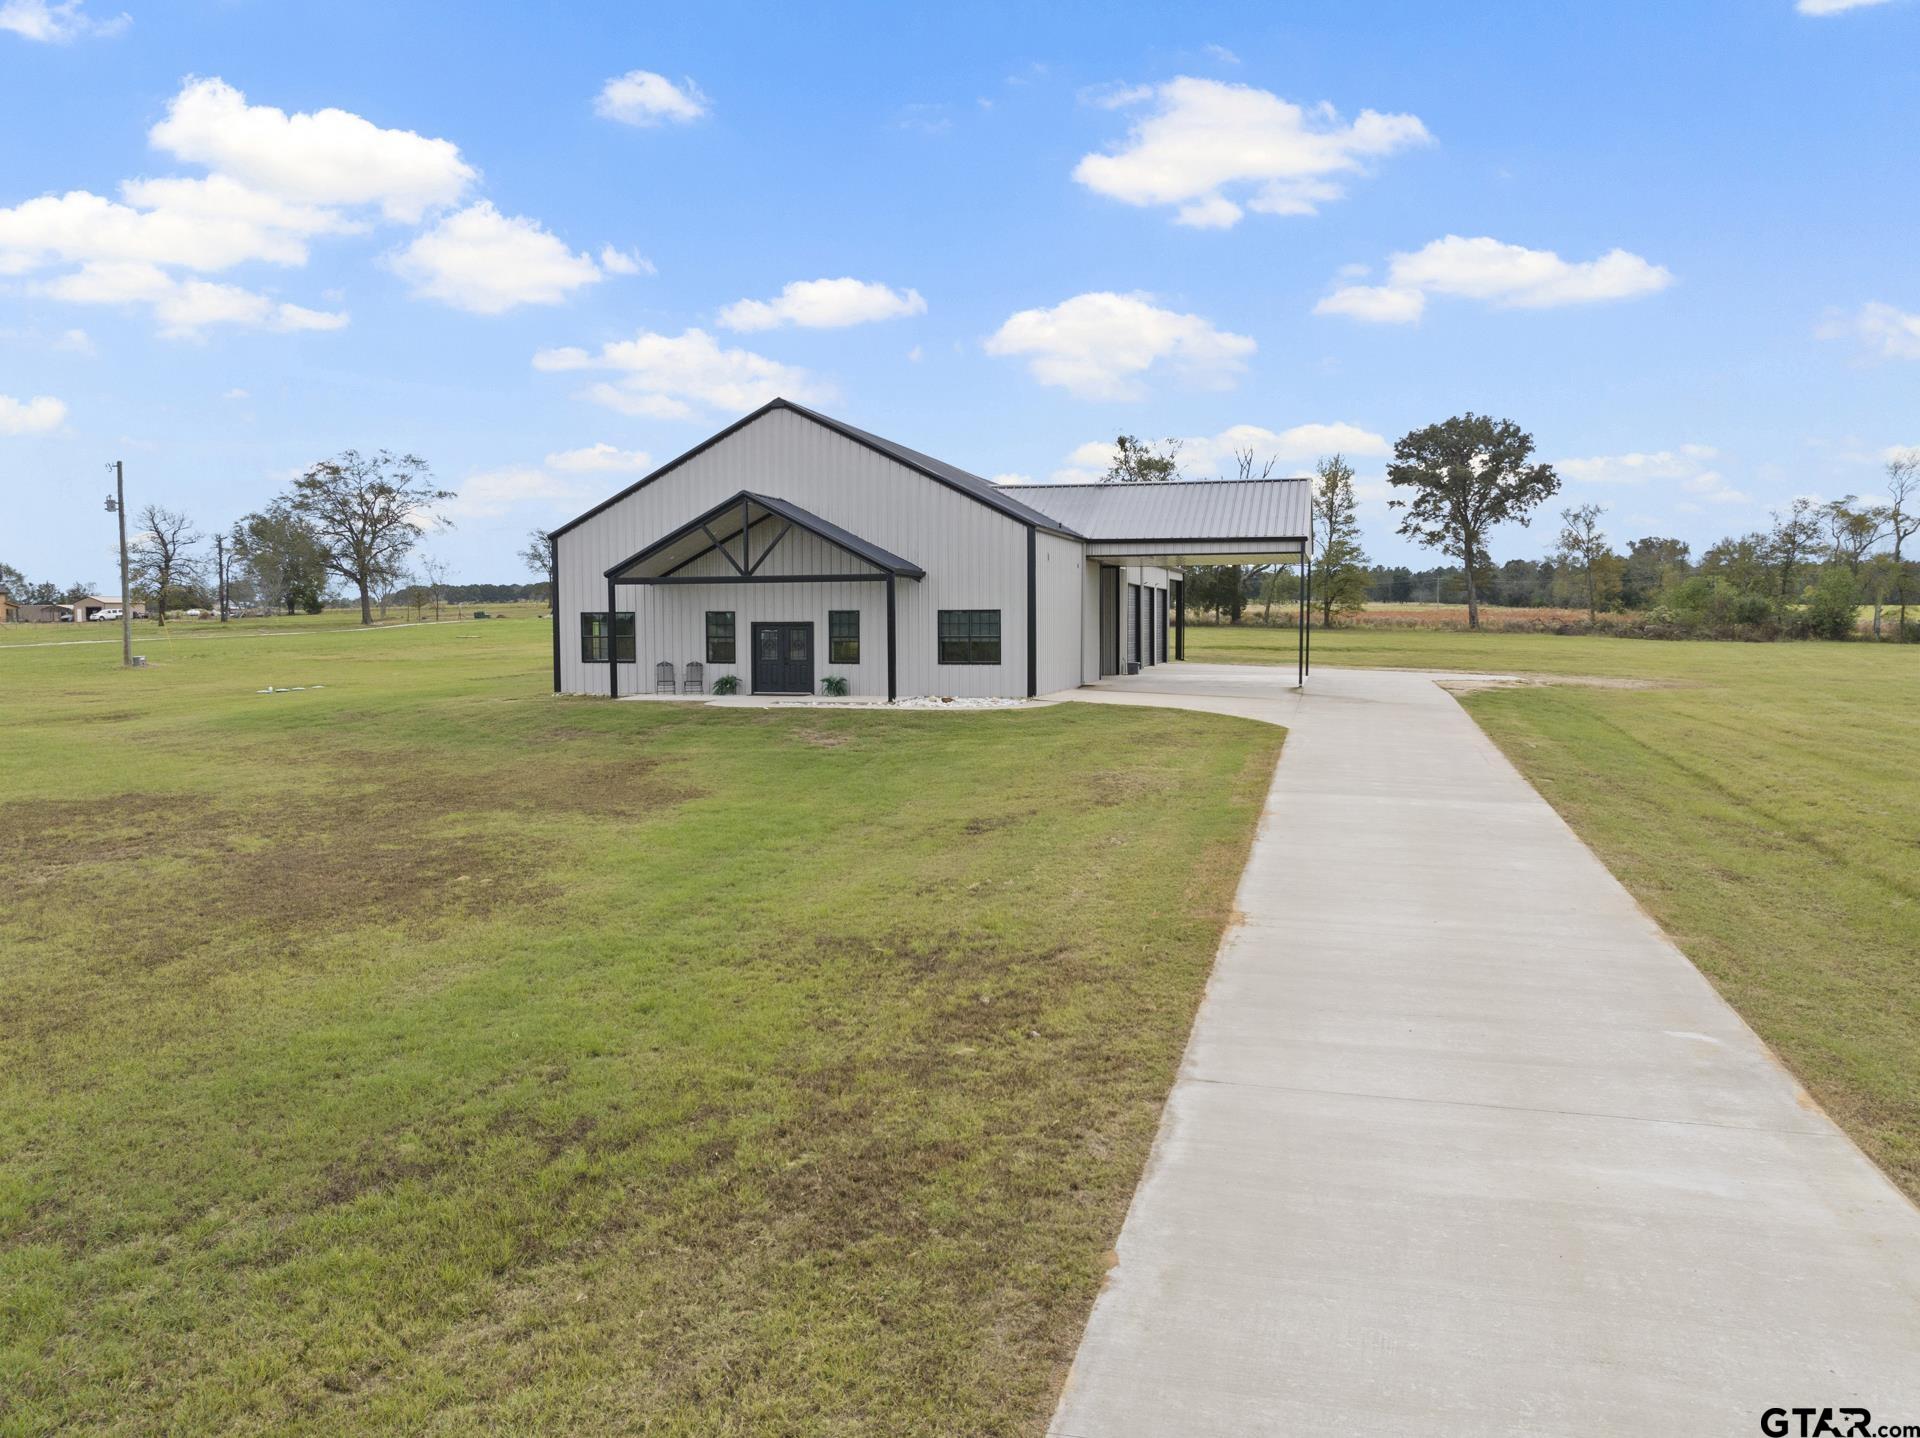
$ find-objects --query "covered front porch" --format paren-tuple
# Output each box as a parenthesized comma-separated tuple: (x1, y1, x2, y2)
(602, 489, 924, 701)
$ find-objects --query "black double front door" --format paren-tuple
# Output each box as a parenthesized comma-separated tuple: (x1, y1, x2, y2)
(752, 622, 814, 694)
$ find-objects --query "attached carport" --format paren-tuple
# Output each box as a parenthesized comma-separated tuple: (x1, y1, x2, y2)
(997, 477, 1316, 684)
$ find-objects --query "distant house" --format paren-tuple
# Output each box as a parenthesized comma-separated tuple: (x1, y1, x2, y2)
(19, 603, 73, 623)
(552, 399, 1312, 700)
(1, 590, 19, 624)
(72, 595, 143, 621)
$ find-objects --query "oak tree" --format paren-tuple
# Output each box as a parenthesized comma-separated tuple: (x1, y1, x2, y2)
(1386, 414, 1560, 629)
(289, 450, 454, 625)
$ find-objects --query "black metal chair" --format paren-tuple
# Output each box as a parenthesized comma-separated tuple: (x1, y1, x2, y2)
(654, 661, 676, 693)
(681, 662, 705, 694)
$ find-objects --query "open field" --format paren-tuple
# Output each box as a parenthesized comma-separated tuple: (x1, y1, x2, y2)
(1190, 599, 1896, 633)
(0, 620, 1281, 1435)
(1190, 620, 1920, 1200)
(0, 602, 549, 648)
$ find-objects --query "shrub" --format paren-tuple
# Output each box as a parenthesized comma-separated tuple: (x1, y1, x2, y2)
(1728, 590, 1776, 628)
(821, 675, 850, 697)
(712, 674, 741, 695)
(1797, 569, 1861, 641)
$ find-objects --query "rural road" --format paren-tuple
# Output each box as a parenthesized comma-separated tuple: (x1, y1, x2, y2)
(1047, 663, 1920, 1436)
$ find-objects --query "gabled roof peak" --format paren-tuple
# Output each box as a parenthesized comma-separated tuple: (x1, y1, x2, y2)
(553, 398, 1081, 540)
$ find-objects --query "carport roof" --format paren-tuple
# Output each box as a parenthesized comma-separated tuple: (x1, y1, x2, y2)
(996, 477, 1313, 552)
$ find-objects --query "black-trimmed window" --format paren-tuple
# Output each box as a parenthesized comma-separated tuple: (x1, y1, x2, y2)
(705, 610, 735, 664)
(938, 609, 1001, 665)
(828, 609, 860, 664)
(581, 611, 634, 664)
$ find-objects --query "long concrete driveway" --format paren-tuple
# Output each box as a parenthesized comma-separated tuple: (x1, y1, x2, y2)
(1048, 664, 1920, 1436)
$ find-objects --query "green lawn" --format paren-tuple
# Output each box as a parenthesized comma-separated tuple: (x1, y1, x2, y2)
(0, 620, 1281, 1436)
(0, 602, 548, 647)
(1193, 620, 1920, 1199)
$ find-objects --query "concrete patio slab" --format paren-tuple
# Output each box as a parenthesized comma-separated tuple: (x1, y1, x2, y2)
(1045, 663, 1920, 1437)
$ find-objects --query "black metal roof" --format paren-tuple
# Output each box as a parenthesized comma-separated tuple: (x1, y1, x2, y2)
(552, 397, 1081, 541)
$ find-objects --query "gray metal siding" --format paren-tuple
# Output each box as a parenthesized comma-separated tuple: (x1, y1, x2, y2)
(556, 407, 1033, 698)
(1033, 529, 1084, 695)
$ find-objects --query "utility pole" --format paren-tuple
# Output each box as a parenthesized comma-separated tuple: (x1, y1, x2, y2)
(106, 460, 132, 668)
(215, 533, 228, 621)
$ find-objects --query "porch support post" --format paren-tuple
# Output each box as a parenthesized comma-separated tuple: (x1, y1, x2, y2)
(1305, 554, 1313, 677)
(607, 576, 619, 698)
(1026, 524, 1038, 698)
(551, 536, 561, 693)
(885, 574, 897, 703)
(1175, 577, 1185, 660)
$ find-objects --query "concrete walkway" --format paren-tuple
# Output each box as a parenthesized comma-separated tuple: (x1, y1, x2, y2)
(1047, 664, 1920, 1437)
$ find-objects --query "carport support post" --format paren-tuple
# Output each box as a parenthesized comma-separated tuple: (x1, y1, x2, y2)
(1174, 578, 1185, 660)
(1305, 555, 1312, 677)
(606, 577, 618, 699)
(1296, 561, 1304, 687)
(885, 574, 897, 703)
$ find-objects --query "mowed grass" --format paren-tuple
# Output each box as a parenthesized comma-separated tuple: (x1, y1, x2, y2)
(0, 620, 1281, 1436)
(1192, 620, 1920, 1198)
(0, 602, 549, 648)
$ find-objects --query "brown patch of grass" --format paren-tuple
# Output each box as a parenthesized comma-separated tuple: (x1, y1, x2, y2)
(1436, 673, 1682, 696)
(787, 726, 854, 749)
(0, 791, 217, 865)
(0, 753, 702, 976)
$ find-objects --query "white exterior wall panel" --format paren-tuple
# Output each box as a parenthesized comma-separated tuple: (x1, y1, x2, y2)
(1033, 529, 1084, 695)
(555, 408, 1032, 698)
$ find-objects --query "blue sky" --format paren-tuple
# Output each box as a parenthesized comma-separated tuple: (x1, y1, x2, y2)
(3, 0, 1916, 586)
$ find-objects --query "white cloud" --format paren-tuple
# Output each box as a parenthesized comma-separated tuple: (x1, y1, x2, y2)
(0, 392, 66, 434)
(1819, 301, 1920, 361)
(54, 326, 92, 354)
(1046, 420, 1388, 482)
(533, 328, 830, 419)
(1, 77, 480, 336)
(1202, 43, 1241, 65)
(0, 0, 127, 41)
(1314, 284, 1426, 324)
(1682, 471, 1748, 505)
(390, 202, 602, 314)
(599, 245, 654, 276)
(1557, 444, 1720, 485)
(1073, 77, 1429, 228)
(1392, 236, 1674, 306)
(41, 260, 347, 337)
(595, 70, 708, 127)
(149, 77, 474, 223)
(1797, 0, 1893, 14)
(984, 291, 1254, 401)
(1558, 442, 1745, 506)
(445, 465, 596, 521)
(0, 183, 342, 274)
(544, 442, 653, 473)
(1318, 235, 1673, 321)
(717, 277, 926, 332)
(991, 472, 1034, 485)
